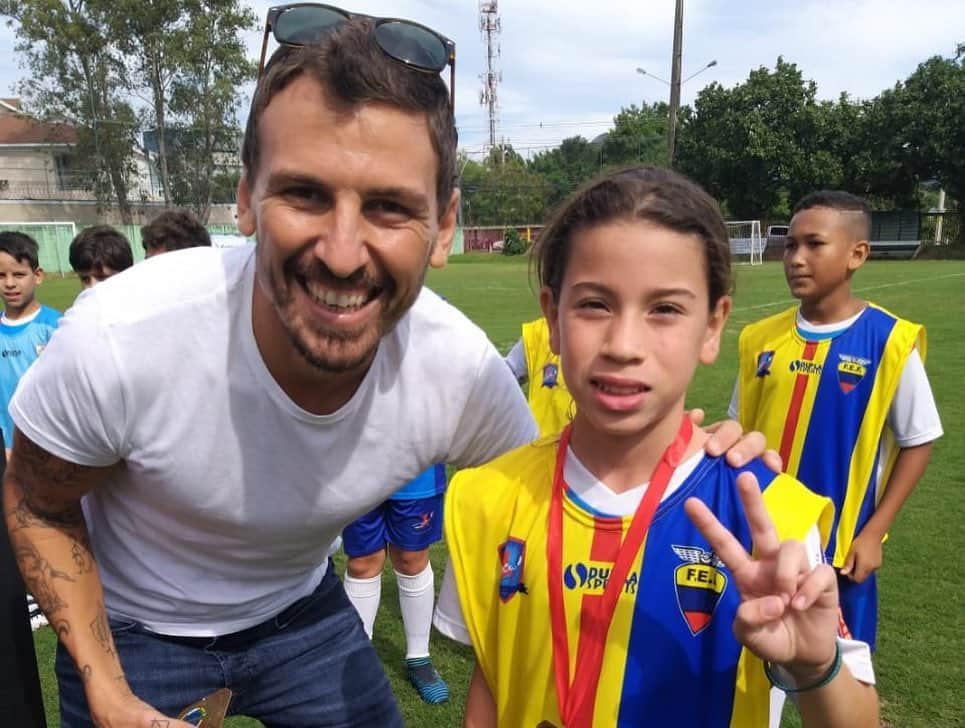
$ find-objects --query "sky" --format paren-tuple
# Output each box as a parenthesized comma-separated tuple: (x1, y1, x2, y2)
(1, 0, 962, 159)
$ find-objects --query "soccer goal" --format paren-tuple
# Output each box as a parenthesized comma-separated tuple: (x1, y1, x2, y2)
(0, 221, 77, 276)
(726, 220, 764, 265)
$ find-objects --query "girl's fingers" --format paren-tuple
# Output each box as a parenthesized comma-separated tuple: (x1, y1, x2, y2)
(684, 497, 752, 573)
(790, 563, 838, 611)
(736, 472, 781, 556)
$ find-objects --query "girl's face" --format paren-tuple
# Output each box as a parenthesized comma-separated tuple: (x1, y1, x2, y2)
(541, 218, 730, 444)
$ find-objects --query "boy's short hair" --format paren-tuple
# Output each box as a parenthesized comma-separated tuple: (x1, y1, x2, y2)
(69, 225, 134, 274)
(0, 231, 41, 270)
(793, 190, 872, 240)
(534, 165, 732, 309)
(141, 209, 212, 254)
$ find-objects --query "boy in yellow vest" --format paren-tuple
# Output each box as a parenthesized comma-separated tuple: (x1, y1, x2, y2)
(731, 190, 942, 650)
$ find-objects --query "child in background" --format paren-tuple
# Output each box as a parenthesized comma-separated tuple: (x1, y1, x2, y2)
(731, 191, 942, 650)
(434, 167, 878, 727)
(68, 225, 134, 289)
(504, 317, 574, 436)
(0, 231, 61, 450)
(343, 464, 450, 704)
(141, 209, 212, 258)
(0, 231, 61, 635)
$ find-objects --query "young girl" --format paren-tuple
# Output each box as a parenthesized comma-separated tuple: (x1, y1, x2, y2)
(433, 167, 879, 727)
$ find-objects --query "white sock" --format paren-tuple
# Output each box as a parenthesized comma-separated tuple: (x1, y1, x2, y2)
(396, 564, 435, 659)
(343, 573, 381, 639)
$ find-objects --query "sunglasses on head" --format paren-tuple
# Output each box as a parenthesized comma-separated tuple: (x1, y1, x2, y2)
(259, 3, 456, 107)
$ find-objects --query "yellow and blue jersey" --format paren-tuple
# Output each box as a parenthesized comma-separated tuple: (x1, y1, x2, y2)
(445, 438, 832, 728)
(522, 318, 573, 437)
(0, 305, 61, 447)
(737, 304, 923, 567)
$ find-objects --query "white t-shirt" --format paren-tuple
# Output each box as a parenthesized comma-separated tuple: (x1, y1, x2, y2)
(11, 245, 538, 636)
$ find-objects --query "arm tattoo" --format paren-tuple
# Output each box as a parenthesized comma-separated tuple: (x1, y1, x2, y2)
(91, 603, 116, 660)
(13, 433, 92, 490)
(71, 539, 94, 574)
(11, 533, 75, 615)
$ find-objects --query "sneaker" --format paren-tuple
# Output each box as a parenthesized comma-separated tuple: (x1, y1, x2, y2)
(26, 594, 48, 631)
(406, 657, 449, 705)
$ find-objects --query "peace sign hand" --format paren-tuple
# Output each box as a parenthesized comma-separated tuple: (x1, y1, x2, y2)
(684, 471, 839, 682)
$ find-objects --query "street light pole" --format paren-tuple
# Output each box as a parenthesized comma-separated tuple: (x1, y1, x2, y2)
(667, 0, 684, 166)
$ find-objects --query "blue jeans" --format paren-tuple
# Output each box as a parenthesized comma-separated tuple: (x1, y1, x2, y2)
(56, 562, 402, 727)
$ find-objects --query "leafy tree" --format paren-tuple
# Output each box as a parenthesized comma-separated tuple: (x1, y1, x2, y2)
(1, 0, 138, 221)
(896, 44, 965, 242)
(678, 58, 820, 219)
(601, 102, 668, 169)
(528, 135, 600, 212)
(167, 0, 255, 222)
(109, 0, 185, 205)
(459, 145, 549, 226)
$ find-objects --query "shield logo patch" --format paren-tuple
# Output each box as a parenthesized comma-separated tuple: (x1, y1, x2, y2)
(672, 546, 727, 636)
(837, 359, 867, 394)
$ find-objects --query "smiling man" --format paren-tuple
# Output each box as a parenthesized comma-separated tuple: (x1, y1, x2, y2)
(1, 15, 537, 728)
(2, 10, 771, 728)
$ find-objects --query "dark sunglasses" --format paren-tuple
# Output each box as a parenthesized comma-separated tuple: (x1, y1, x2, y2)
(259, 3, 456, 107)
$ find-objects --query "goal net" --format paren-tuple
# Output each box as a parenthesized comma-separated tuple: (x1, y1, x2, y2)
(726, 220, 763, 265)
(0, 221, 77, 276)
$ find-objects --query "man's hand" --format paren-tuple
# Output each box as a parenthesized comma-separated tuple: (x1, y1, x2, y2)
(839, 531, 883, 584)
(90, 690, 195, 728)
(688, 409, 782, 472)
(684, 472, 839, 681)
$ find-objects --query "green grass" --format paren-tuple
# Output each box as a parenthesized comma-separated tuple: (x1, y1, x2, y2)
(30, 259, 965, 727)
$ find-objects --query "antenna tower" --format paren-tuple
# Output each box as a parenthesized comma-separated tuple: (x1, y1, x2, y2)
(478, 1, 501, 151)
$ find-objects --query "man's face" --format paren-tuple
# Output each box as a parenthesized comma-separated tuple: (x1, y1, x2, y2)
(238, 76, 458, 377)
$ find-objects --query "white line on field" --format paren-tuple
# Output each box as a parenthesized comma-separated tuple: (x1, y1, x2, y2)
(731, 271, 965, 317)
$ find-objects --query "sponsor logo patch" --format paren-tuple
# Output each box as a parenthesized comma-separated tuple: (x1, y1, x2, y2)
(542, 362, 559, 388)
(563, 561, 639, 596)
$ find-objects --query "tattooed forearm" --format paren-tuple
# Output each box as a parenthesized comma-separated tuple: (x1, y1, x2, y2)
(91, 603, 116, 660)
(12, 533, 75, 615)
(71, 539, 94, 574)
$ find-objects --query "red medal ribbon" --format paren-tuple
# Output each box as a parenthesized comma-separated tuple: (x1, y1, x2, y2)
(547, 414, 693, 727)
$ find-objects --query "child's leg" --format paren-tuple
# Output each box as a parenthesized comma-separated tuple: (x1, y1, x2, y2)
(343, 505, 389, 639)
(387, 494, 448, 704)
(836, 571, 878, 651)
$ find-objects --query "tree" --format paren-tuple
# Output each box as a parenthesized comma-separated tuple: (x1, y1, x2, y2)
(896, 45, 965, 243)
(601, 102, 668, 169)
(458, 145, 549, 226)
(1, 0, 139, 221)
(167, 0, 255, 222)
(677, 58, 821, 220)
(528, 135, 600, 212)
(109, 0, 186, 205)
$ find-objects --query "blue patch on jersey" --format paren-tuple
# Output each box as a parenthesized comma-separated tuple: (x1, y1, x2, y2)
(542, 362, 559, 388)
(755, 350, 775, 377)
(498, 538, 527, 602)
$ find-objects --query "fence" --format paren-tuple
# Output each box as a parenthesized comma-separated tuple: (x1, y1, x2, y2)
(0, 221, 244, 275)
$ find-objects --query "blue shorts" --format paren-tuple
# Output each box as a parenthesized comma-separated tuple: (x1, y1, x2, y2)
(837, 570, 878, 651)
(342, 493, 444, 557)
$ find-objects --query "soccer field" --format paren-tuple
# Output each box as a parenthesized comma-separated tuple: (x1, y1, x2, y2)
(30, 258, 965, 727)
